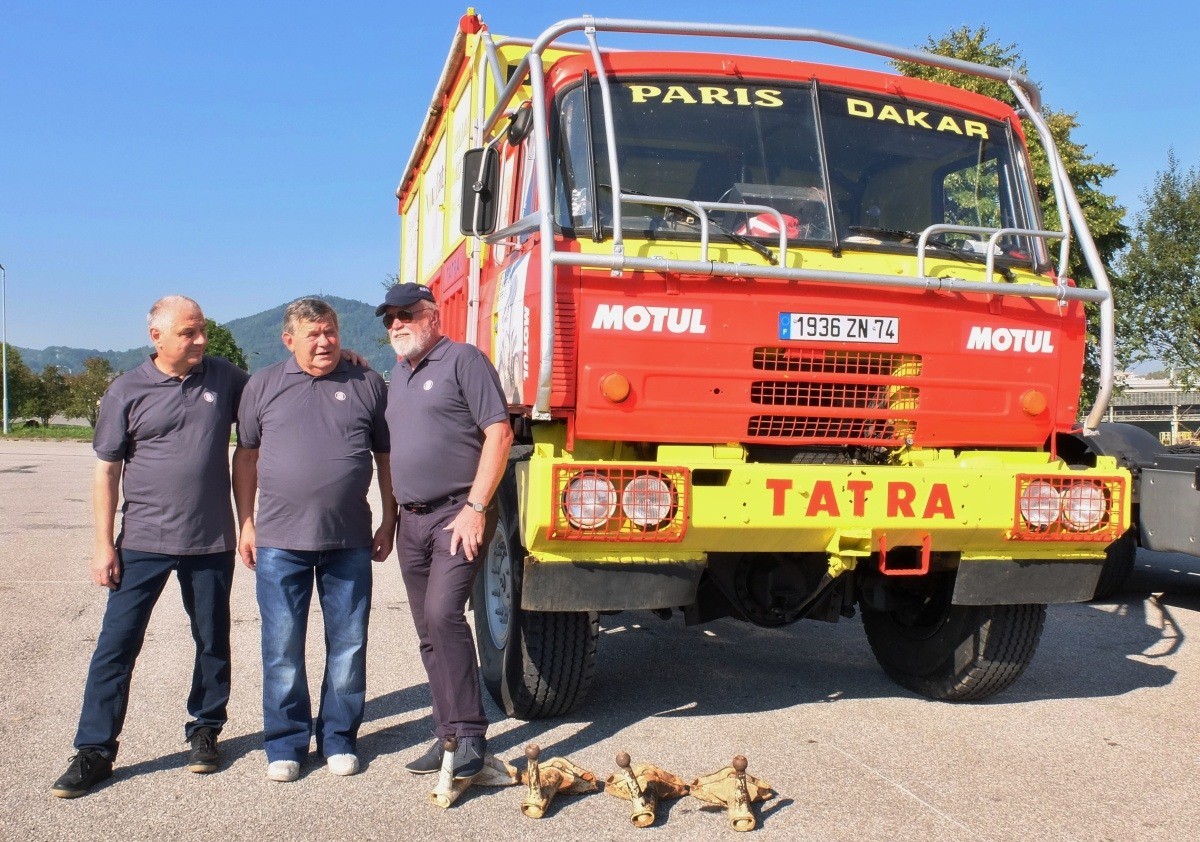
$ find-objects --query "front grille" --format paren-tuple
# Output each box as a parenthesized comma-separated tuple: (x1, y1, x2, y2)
(747, 415, 911, 442)
(753, 347, 922, 376)
(750, 381, 919, 409)
(747, 348, 921, 444)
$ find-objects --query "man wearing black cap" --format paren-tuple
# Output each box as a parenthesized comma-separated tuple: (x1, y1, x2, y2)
(377, 282, 513, 779)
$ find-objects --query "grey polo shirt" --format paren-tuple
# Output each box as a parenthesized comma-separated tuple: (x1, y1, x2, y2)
(237, 357, 389, 551)
(386, 336, 508, 504)
(93, 355, 248, 555)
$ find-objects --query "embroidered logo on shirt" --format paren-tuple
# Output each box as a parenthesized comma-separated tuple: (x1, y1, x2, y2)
(335, 391, 347, 401)
(202, 391, 216, 403)
(423, 380, 433, 391)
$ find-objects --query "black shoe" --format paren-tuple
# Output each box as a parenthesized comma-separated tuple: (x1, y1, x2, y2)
(51, 750, 113, 798)
(451, 735, 487, 780)
(187, 727, 220, 774)
(404, 739, 445, 775)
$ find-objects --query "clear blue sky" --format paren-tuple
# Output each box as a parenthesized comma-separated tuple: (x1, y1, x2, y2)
(3, 1, 1198, 352)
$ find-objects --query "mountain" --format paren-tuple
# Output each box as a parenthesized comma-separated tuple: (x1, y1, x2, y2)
(16, 345, 151, 374)
(225, 295, 395, 373)
(16, 295, 397, 375)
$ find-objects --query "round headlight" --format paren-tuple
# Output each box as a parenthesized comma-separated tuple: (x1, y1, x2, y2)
(1061, 483, 1106, 531)
(563, 472, 618, 529)
(621, 474, 675, 529)
(1020, 480, 1061, 529)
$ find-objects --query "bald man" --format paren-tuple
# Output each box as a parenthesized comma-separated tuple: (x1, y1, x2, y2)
(52, 296, 248, 798)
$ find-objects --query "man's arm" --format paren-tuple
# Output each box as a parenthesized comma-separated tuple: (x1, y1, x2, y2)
(371, 453, 398, 562)
(445, 420, 514, 560)
(92, 459, 123, 589)
(231, 446, 260, 569)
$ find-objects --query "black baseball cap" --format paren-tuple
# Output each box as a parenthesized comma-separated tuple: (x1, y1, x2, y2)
(375, 283, 436, 316)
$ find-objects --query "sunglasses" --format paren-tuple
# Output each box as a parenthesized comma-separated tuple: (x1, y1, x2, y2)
(382, 306, 433, 327)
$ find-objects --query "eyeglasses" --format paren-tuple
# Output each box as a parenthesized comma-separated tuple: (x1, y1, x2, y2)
(382, 307, 433, 327)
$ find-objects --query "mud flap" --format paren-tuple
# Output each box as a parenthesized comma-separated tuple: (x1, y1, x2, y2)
(952, 559, 1102, 605)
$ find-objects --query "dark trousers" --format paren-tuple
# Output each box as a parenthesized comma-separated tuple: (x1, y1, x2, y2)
(74, 549, 235, 759)
(396, 501, 496, 739)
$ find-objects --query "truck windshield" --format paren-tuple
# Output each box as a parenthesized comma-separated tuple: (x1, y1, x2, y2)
(553, 78, 1039, 260)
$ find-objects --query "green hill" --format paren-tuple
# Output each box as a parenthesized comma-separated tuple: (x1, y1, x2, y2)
(15, 344, 151, 374)
(17, 295, 396, 376)
(226, 295, 395, 374)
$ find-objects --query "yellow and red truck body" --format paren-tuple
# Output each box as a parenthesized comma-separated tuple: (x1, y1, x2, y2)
(395, 12, 1128, 712)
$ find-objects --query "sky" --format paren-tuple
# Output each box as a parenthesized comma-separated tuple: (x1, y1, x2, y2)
(3, 0, 1199, 352)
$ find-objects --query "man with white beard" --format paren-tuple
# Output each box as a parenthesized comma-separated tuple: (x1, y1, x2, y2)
(376, 283, 512, 780)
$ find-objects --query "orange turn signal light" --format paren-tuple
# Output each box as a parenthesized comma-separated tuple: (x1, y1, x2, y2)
(1020, 389, 1048, 416)
(600, 372, 631, 403)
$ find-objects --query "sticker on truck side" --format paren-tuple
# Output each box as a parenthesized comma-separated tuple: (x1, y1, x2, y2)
(779, 312, 899, 343)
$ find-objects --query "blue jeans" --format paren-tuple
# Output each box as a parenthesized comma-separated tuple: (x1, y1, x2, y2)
(255, 546, 372, 763)
(75, 549, 235, 759)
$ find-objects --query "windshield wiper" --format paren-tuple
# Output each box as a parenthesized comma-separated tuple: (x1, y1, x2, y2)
(674, 209, 777, 265)
(846, 226, 1013, 279)
(598, 184, 777, 265)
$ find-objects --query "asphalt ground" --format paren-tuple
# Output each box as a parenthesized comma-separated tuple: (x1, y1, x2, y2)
(1, 438, 1197, 841)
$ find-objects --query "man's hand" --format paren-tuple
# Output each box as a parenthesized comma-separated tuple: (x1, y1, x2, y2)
(371, 521, 395, 562)
(238, 522, 257, 570)
(445, 506, 487, 561)
(91, 544, 120, 590)
(340, 348, 370, 368)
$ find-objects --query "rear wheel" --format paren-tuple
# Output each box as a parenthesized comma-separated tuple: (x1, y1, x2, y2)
(473, 457, 599, 719)
(860, 572, 1045, 701)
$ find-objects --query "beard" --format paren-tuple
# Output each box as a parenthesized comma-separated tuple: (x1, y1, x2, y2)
(391, 323, 437, 361)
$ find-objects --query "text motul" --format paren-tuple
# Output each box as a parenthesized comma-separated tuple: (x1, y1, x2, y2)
(966, 325, 1055, 353)
(591, 304, 708, 334)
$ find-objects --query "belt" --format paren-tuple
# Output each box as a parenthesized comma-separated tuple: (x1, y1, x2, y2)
(400, 495, 458, 515)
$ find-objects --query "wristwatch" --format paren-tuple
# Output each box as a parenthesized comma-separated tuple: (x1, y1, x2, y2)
(466, 500, 488, 513)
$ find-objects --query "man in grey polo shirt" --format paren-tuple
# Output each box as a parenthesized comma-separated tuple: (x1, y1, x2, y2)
(377, 282, 513, 780)
(232, 297, 393, 783)
(51, 295, 248, 799)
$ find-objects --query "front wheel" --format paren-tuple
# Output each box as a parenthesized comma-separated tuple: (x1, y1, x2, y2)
(473, 457, 598, 719)
(860, 573, 1045, 701)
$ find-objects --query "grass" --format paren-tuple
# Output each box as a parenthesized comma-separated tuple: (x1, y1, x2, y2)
(2, 423, 94, 441)
(2, 424, 239, 445)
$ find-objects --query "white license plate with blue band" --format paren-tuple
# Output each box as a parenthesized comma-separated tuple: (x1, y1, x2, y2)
(779, 312, 899, 343)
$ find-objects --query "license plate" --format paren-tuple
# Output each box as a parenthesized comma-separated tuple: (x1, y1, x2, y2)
(779, 312, 899, 344)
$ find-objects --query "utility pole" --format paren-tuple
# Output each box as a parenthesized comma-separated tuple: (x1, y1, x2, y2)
(1, 262, 8, 435)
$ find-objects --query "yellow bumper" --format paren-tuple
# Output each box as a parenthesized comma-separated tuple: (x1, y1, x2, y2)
(519, 444, 1130, 573)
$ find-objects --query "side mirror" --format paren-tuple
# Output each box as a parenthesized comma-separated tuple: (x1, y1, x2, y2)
(460, 147, 499, 236)
(507, 102, 534, 144)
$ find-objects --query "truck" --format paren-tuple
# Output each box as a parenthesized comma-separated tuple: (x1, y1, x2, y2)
(394, 10, 1131, 717)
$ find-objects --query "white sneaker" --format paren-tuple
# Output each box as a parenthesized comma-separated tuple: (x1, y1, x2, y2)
(326, 753, 360, 776)
(266, 760, 300, 782)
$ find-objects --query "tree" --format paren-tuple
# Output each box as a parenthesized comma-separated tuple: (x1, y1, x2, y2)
(23, 365, 70, 427)
(893, 28, 1128, 406)
(1113, 152, 1200, 385)
(2, 344, 37, 425)
(204, 319, 249, 370)
(67, 357, 116, 428)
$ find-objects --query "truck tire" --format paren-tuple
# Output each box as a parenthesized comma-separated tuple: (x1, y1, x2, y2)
(860, 573, 1045, 701)
(1092, 528, 1136, 600)
(472, 458, 599, 719)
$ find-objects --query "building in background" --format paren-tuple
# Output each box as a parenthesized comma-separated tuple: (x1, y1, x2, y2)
(1109, 373, 1200, 444)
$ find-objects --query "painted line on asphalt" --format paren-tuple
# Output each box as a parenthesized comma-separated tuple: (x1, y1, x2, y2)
(825, 741, 981, 837)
